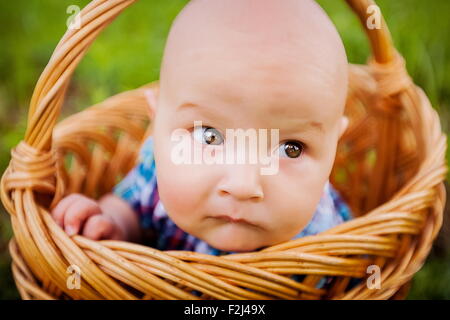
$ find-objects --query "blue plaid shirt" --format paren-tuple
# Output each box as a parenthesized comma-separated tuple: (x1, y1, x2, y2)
(113, 137, 353, 257)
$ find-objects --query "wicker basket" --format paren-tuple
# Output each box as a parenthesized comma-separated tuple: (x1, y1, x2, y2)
(0, 0, 447, 300)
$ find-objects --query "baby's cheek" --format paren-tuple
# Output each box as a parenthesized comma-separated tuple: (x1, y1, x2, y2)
(277, 194, 317, 237)
(158, 166, 197, 212)
(269, 169, 325, 239)
(155, 158, 211, 230)
(154, 141, 194, 209)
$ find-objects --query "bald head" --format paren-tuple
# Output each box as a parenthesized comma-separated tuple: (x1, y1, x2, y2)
(158, 0, 348, 118)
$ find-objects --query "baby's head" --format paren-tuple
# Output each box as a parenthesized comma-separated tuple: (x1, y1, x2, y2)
(146, 0, 349, 252)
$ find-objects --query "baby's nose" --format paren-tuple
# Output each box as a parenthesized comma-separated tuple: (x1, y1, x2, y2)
(217, 164, 264, 202)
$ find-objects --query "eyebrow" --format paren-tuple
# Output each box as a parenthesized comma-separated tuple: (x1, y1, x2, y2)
(177, 102, 226, 121)
(177, 102, 324, 133)
(177, 102, 212, 115)
(177, 102, 201, 111)
(292, 121, 323, 133)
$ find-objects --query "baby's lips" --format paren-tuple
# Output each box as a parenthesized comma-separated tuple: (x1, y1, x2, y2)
(212, 213, 261, 228)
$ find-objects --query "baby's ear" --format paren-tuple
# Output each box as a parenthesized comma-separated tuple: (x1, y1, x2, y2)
(338, 115, 349, 140)
(144, 88, 158, 119)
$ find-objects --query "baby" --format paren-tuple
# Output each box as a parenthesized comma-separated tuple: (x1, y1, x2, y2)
(52, 0, 352, 255)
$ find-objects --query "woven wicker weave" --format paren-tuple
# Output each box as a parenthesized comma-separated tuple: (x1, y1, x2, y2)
(0, 0, 447, 300)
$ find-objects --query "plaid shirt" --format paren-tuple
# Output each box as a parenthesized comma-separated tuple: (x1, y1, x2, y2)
(113, 137, 353, 257)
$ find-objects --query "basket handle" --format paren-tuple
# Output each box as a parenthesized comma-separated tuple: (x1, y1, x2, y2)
(23, 0, 394, 153)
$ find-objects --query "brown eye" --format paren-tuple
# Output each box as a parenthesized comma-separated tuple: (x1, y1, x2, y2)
(193, 126, 224, 145)
(279, 141, 303, 158)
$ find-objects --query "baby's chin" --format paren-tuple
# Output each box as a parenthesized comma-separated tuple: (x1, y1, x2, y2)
(194, 222, 271, 253)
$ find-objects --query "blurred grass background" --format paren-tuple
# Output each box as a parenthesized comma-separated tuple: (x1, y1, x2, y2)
(1, 0, 449, 299)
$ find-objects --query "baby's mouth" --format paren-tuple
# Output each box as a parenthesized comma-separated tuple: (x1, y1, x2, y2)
(213, 215, 259, 228)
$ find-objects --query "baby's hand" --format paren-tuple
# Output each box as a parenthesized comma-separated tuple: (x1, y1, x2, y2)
(51, 194, 125, 241)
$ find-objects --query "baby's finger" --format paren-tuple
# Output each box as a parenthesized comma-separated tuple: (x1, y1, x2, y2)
(64, 198, 102, 236)
(81, 215, 115, 241)
(51, 194, 83, 228)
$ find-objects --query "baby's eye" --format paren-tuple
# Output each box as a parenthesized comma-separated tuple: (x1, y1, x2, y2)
(278, 141, 304, 158)
(193, 126, 224, 145)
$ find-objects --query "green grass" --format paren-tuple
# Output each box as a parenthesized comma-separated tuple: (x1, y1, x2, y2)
(1, 0, 450, 299)
(408, 251, 450, 299)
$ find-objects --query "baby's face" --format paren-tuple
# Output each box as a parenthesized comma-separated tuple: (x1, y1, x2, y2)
(150, 0, 348, 252)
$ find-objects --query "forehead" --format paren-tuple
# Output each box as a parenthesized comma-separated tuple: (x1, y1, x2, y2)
(163, 45, 343, 128)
